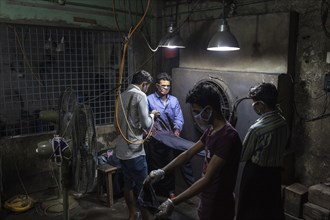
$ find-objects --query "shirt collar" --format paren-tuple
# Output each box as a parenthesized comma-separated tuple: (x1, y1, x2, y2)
(131, 84, 141, 91)
(257, 110, 278, 120)
(155, 91, 169, 100)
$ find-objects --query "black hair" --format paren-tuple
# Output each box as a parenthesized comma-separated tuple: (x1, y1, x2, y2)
(156, 72, 172, 83)
(186, 82, 223, 113)
(249, 82, 278, 109)
(131, 70, 153, 85)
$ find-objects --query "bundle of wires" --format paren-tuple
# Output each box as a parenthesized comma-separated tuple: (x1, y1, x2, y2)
(4, 194, 34, 213)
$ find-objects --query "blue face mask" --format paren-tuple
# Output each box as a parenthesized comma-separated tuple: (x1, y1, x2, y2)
(194, 106, 212, 132)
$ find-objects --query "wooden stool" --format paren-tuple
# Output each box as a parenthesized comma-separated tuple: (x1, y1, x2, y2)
(97, 164, 117, 207)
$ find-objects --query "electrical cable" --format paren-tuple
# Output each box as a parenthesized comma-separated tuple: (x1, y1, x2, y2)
(136, 52, 156, 71)
(112, 0, 125, 40)
(281, 72, 330, 122)
(118, 85, 154, 141)
(294, 91, 330, 122)
(175, 0, 179, 27)
(141, 31, 159, 52)
(0, 148, 2, 193)
(321, 0, 330, 39)
(4, 194, 34, 213)
(11, 25, 44, 87)
(175, 0, 202, 32)
(304, 92, 330, 122)
(228, 97, 250, 127)
(140, 0, 202, 53)
(128, 0, 134, 28)
(137, 0, 158, 57)
(115, 0, 154, 145)
(3, 142, 34, 213)
(14, 157, 29, 196)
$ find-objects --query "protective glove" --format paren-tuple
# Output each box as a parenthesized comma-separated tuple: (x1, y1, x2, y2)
(144, 169, 165, 184)
(155, 198, 175, 219)
(150, 109, 160, 118)
(174, 128, 180, 137)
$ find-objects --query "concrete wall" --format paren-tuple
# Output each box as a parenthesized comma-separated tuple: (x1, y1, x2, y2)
(179, 12, 292, 73)
(0, 0, 144, 30)
(171, 0, 330, 186)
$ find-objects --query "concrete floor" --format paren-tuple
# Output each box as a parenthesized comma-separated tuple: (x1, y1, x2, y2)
(0, 189, 199, 220)
(0, 158, 201, 220)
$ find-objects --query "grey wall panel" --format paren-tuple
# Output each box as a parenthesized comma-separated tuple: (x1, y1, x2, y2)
(172, 67, 279, 141)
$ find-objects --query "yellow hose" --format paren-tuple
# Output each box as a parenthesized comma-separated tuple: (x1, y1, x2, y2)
(115, 0, 153, 145)
(4, 194, 34, 213)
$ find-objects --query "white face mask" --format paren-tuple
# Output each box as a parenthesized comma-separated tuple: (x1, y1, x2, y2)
(194, 106, 212, 132)
(156, 83, 170, 95)
(252, 101, 264, 115)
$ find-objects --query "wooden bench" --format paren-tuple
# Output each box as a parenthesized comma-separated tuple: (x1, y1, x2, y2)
(97, 164, 117, 207)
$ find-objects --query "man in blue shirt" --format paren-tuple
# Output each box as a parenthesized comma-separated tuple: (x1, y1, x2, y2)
(147, 72, 194, 198)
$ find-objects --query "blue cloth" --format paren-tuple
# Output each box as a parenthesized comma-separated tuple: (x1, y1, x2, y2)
(147, 92, 193, 196)
(153, 131, 204, 157)
(147, 92, 184, 131)
(97, 149, 121, 169)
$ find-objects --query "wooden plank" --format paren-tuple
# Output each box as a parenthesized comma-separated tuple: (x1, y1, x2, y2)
(303, 202, 330, 220)
(97, 164, 117, 207)
(284, 183, 308, 217)
(285, 212, 304, 220)
(308, 183, 330, 210)
(98, 164, 117, 173)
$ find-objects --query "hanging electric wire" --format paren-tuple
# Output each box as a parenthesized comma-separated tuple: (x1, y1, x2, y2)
(321, 0, 330, 39)
(228, 97, 250, 127)
(140, 0, 203, 52)
(114, 0, 153, 145)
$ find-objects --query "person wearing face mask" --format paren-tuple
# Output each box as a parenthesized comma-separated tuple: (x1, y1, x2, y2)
(144, 82, 242, 220)
(115, 70, 158, 220)
(235, 83, 290, 220)
(146, 72, 195, 199)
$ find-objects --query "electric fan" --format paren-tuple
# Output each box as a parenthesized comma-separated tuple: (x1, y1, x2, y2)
(37, 88, 97, 220)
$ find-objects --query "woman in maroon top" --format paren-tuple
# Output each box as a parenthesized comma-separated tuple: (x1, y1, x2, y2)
(145, 82, 242, 220)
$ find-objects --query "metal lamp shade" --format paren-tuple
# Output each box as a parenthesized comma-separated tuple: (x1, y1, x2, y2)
(207, 20, 240, 51)
(159, 23, 185, 49)
(159, 33, 185, 49)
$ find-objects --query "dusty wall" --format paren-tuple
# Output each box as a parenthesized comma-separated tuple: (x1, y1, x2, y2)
(240, 0, 330, 186)
(171, 0, 330, 186)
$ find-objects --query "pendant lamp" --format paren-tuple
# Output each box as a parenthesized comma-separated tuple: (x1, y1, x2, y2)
(158, 23, 185, 49)
(158, 0, 185, 49)
(207, 0, 240, 51)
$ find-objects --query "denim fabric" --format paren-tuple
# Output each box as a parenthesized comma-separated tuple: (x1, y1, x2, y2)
(120, 155, 148, 196)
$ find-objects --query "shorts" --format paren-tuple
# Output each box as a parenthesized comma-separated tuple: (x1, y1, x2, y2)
(119, 155, 148, 195)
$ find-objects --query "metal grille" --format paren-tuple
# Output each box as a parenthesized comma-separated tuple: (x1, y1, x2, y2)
(0, 23, 129, 137)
